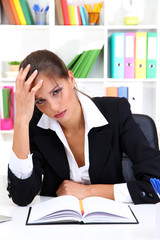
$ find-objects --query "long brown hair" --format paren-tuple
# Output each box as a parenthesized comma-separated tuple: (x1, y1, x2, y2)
(20, 49, 69, 81)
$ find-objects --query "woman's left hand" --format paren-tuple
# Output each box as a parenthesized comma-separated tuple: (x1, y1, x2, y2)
(56, 180, 89, 199)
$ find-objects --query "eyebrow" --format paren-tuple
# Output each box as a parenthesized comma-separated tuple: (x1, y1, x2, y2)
(35, 86, 59, 101)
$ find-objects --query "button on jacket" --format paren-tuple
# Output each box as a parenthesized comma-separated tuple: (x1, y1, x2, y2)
(8, 97, 160, 206)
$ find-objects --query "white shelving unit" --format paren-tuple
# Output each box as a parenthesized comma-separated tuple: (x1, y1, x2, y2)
(0, 0, 160, 174)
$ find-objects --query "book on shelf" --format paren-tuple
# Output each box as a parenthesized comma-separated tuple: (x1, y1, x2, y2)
(0, 3, 1, 24)
(0, 86, 14, 130)
(55, 0, 87, 25)
(1, 0, 34, 25)
(106, 87, 118, 97)
(9, 0, 21, 25)
(26, 195, 138, 225)
(1, 0, 16, 25)
(55, 0, 64, 25)
(70, 5, 76, 25)
(76, 5, 82, 25)
(106, 86, 128, 99)
(1, 88, 11, 119)
(13, 0, 27, 25)
(68, 4, 82, 25)
(79, 6, 87, 25)
(61, 0, 70, 25)
(67, 5, 74, 25)
(67, 41, 103, 78)
(19, 0, 34, 25)
(118, 86, 128, 99)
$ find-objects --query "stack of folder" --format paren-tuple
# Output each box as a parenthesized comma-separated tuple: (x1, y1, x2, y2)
(110, 32, 157, 79)
(0, 86, 14, 130)
(1, 0, 34, 25)
(67, 41, 103, 78)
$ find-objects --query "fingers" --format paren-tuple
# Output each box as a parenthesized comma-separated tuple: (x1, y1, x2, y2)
(15, 67, 23, 90)
(30, 79, 43, 95)
(16, 64, 31, 90)
(24, 69, 38, 91)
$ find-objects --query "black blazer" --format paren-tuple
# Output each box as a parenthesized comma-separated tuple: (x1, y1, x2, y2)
(8, 97, 160, 206)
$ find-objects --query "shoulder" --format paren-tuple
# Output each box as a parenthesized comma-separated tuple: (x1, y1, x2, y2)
(92, 96, 131, 115)
(91, 97, 133, 127)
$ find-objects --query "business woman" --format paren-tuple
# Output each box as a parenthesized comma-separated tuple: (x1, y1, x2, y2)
(8, 50, 160, 206)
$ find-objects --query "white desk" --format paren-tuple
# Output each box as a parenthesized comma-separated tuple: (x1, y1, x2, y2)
(0, 175, 159, 240)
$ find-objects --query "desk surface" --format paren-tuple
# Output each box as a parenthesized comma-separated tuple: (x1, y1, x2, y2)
(0, 176, 159, 240)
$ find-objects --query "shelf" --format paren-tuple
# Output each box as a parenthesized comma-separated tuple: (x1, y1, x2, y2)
(1, 77, 156, 84)
(106, 78, 157, 83)
(0, 130, 14, 134)
(0, 78, 16, 82)
(0, 78, 105, 84)
(54, 25, 105, 30)
(0, 24, 50, 31)
(108, 25, 159, 30)
(76, 78, 104, 83)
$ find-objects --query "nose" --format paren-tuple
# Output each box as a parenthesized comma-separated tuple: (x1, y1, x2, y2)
(48, 98, 60, 112)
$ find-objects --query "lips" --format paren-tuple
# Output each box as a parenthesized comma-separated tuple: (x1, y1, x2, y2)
(54, 110, 66, 119)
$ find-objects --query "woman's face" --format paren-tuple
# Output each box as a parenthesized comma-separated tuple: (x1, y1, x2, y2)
(34, 71, 79, 125)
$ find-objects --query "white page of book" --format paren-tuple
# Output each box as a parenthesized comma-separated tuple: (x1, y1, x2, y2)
(82, 197, 135, 221)
(28, 195, 81, 223)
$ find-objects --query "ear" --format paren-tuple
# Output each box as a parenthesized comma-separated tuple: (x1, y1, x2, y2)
(68, 70, 75, 88)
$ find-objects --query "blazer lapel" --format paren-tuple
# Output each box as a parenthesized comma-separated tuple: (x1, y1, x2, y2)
(33, 130, 70, 180)
(88, 125, 112, 183)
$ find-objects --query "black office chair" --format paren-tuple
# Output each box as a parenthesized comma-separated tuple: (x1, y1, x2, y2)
(122, 114, 159, 182)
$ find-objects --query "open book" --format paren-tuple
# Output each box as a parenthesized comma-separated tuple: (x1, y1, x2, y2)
(26, 196, 138, 225)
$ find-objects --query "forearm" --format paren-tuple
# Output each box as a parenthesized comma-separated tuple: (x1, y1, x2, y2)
(12, 65, 42, 159)
(87, 184, 114, 200)
(57, 180, 115, 200)
(12, 119, 30, 159)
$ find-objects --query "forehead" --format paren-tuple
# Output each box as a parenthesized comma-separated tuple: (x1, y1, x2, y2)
(33, 73, 62, 87)
(34, 74, 61, 97)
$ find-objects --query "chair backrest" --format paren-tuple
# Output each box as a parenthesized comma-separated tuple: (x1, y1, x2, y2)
(122, 113, 159, 182)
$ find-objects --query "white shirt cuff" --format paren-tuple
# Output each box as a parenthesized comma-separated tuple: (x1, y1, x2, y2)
(9, 150, 33, 179)
(114, 183, 133, 203)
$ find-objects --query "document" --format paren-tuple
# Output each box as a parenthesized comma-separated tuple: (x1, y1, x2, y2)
(124, 33, 135, 79)
(135, 32, 147, 79)
(110, 32, 125, 79)
(26, 195, 138, 225)
(146, 32, 157, 78)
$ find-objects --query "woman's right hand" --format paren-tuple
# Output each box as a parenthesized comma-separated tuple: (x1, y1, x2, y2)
(15, 64, 43, 124)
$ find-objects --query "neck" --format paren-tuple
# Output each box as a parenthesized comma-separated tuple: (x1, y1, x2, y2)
(61, 97, 85, 133)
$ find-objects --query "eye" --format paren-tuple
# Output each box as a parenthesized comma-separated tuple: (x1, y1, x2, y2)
(35, 99, 45, 105)
(53, 87, 62, 95)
